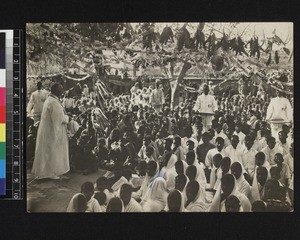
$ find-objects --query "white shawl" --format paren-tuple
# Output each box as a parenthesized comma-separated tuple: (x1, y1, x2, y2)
(209, 175, 251, 212)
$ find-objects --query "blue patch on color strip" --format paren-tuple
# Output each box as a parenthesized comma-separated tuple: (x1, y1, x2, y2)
(0, 160, 5, 178)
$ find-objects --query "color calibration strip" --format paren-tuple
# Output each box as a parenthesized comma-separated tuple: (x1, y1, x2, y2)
(0, 32, 6, 195)
(0, 30, 22, 200)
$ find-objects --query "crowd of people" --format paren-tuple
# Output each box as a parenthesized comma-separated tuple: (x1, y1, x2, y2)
(27, 75, 294, 212)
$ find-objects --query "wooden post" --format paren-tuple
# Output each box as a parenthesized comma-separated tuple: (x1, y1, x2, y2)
(170, 61, 191, 110)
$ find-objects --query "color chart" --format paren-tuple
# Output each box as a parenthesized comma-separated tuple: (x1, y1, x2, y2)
(0, 30, 23, 200)
(0, 32, 6, 195)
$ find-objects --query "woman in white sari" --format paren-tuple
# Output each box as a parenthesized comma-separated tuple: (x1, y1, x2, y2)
(141, 177, 168, 212)
(185, 180, 209, 212)
(212, 157, 231, 191)
(209, 153, 223, 190)
(250, 166, 270, 203)
(133, 161, 159, 201)
(209, 173, 251, 212)
(175, 159, 188, 175)
(175, 174, 188, 204)
(185, 151, 207, 201)
(159, 152, 177, 190)
(165, 189, 186, 212)
(66, 193, 87, 212)
(231, 162, 251, 198)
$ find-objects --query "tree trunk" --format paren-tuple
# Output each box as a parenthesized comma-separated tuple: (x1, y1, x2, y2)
(170, 61, 191, 110)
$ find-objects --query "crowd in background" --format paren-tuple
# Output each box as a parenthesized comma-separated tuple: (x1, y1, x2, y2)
(27, 77, 294, 212)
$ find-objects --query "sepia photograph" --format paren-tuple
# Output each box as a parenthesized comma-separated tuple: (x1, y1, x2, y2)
(26, 22, 293, 213)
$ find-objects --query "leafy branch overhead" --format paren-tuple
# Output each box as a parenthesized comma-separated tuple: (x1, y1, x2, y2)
(27, 23, 293, 90)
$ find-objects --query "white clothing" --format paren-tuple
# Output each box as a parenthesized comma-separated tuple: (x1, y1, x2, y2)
(262, 144, 283, 166)
(159, 154, 177, 190)
(277, 141, 289, 156)
(86, 197, 102, 212)
(209, 175, 251, 212)
(233, 131, 246, 144)
(266, 97, 293, 141)
(185, 182, 209, 212)
(241, 147, 257, 179)
(32, 94, 70, 178)
(193, 94, 217, 131)
(205, 148, 226, 169)
(224, 144, 243, 164)
(249, 166, 270, 203)
(266, 97, 293, 122)
(141, 177, 168, 212)
(236, 175, 251, 198)
(124, 198, 143, 212)
(211, 131, 229, 147)
(27, 89, 49, 123)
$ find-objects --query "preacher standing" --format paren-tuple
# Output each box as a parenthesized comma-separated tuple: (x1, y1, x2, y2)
(193, 84, 218, 132)
(32, 83, 70, 179)
(266, 90, 293, 141)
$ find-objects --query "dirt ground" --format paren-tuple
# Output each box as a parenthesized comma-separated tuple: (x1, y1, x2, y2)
(27, 169, 110, 212)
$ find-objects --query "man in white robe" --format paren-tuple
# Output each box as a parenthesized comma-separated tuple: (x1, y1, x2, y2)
(32, 83, 70, 179)
(193, 84, 218, 132)
(27, 81, 49, 123)
(266, 90, 293, 141)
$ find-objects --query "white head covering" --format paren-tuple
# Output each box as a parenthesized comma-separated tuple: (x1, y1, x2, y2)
(66, 193, 87, 212)
(209, 173, 237, 212)
(142, 177, 168, 212)
(140, 162, 160, 201)
(159, 154, 177, 177)
(209, 173, 251, 212)
(148, 177, 168, 201)
(185, 181, 209, 212)
(250, 165, 271, 203)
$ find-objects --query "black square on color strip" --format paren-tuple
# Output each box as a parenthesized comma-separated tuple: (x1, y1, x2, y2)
(0, 33, 5, 69)
(0, 33, 5, 50)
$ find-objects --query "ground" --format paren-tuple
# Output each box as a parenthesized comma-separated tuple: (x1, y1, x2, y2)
(27, 169, 111, 212)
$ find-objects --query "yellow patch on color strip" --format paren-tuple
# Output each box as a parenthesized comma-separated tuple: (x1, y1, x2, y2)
(0, 124, 5, 142)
